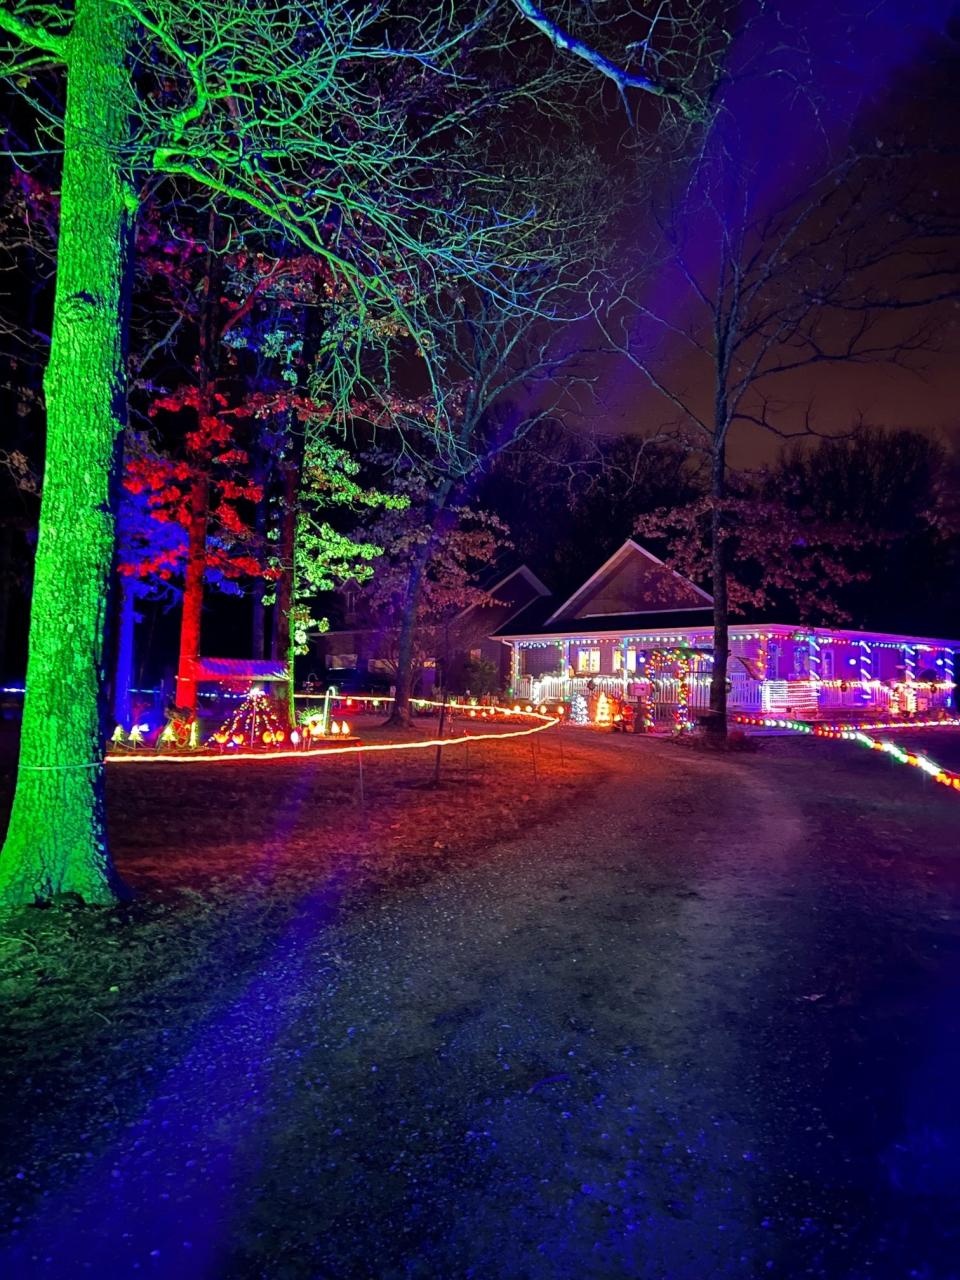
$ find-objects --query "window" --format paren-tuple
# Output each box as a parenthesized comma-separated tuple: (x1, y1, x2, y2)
(577, 648, 600, 674)
(329, 653, 357, 670)
(613, 649, 638, 673)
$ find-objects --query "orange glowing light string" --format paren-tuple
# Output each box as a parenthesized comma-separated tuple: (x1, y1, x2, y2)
(107, 700, 558, 766)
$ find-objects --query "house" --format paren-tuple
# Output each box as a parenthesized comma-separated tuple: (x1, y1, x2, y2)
(495, 540, 958, 723)
(311, 564, 551, 693)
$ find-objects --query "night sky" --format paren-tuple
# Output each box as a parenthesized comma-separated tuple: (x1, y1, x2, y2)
(556, 0, 960, 466)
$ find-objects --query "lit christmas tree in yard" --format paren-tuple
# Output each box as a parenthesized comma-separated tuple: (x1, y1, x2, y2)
(209, 688, 287, 750)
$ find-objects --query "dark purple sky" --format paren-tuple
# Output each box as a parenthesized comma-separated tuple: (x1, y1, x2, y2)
(557, 0, 960, 467)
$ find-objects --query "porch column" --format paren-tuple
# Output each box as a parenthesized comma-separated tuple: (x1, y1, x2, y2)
(858, 639, 872, 688)
(622, 639, 630, 696)
(807, 636, 822, 719)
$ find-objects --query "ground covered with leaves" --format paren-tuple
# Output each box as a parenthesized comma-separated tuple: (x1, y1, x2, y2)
(1, 724, 959, 1278)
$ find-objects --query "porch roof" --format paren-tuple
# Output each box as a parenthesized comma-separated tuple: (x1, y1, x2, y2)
(497, 614, 960, 650)
(494, 604, 714, 642)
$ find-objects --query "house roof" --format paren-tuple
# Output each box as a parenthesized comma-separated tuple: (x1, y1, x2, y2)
(544, 539, 712, 625)
(495, 603, 715, 641)
(496, 615, 960, 649)
(453, 563, 551, 624)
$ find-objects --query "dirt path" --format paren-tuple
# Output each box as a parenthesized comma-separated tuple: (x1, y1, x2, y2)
(2, 733, 959, 1279)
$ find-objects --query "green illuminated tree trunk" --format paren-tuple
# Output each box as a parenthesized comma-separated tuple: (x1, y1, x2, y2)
(0, 0, 135, 905)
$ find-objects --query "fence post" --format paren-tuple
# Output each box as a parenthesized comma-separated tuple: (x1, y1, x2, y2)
(433, 692, 447, 786)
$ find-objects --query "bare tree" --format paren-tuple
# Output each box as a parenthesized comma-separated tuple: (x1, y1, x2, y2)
(599, 114, 955, 735)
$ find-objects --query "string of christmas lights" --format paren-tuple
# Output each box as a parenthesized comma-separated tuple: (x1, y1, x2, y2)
(733, 715, 960, 734)
(731, 715, 960, 795)
(108, 698, 559, 765)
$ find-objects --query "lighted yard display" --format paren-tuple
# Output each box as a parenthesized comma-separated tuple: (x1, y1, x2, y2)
(209, 688, 287, 750)
(104, 699, 558, 766)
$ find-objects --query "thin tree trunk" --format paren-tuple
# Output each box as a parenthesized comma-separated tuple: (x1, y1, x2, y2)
(707, 434, 729, 740)
(272, 462, 298, 725)
(0, 0, 135, 905)
(0, 525, 13, 678)
(386, 542, 432, 727)
(174, 472, 209, 714)
(112, 573, 136, 729)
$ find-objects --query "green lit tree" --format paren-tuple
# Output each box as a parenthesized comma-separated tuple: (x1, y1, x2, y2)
(250, 395, 406, 724)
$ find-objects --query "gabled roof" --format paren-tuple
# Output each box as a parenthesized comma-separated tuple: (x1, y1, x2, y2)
(544, 539, 712, 625)
(453, 563, 551, 623)
(494, 605, 714, 641)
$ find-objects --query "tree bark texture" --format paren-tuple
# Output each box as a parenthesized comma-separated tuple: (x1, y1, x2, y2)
(387, 540, 433, 727)
(707, 436, 729, 740)
(0, 0, 135, 905)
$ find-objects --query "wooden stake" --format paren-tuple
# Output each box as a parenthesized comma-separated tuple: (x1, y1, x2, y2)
(433, 693, 447, 786)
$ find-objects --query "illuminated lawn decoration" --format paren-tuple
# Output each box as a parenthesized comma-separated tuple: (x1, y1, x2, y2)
(570, 693, 589, 725)
(594, 691, 612, 727)
(108, 698, 558, 766)
(209, 687, 287, 750)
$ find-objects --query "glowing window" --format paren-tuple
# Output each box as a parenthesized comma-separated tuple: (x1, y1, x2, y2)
(577, 648, 600, 674)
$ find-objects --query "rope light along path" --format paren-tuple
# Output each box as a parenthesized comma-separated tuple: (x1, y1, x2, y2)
(733, 715, 960, 794)
(734, 715, 960, 735)
(106, 698, 559, 767)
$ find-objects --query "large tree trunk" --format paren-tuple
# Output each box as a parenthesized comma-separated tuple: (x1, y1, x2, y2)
(174, 472, 209, 714)
(707, 435, 729, 741)
(0, 0, 134, 905)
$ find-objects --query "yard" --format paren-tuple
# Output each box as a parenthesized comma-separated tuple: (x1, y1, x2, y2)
(1, 724, 959, 1278)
